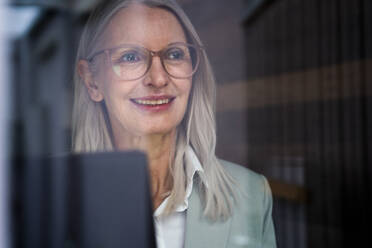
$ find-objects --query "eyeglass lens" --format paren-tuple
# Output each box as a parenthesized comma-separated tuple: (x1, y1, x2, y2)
(110, 44, 198, 80)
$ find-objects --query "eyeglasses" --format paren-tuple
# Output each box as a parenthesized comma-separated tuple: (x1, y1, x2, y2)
(87, 42, 202, 81)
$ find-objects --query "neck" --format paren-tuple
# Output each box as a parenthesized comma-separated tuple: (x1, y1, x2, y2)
(114, 129, 176, 210)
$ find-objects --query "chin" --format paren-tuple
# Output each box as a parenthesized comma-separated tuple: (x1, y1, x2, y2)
(138, 125, 177, 136)
(143, 129, 174, 136)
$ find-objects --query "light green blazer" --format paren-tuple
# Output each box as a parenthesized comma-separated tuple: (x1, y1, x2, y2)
(184, 160, 277, 248)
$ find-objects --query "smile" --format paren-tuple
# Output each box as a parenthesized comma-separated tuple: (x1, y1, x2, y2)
(130, 96, 175, 112)
(132, 98, 171, 106)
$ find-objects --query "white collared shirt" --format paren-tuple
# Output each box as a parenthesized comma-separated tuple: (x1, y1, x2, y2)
(153, 146, 204, 248)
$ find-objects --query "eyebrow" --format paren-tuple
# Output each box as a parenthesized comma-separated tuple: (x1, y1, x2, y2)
(87, 41, 194, 61)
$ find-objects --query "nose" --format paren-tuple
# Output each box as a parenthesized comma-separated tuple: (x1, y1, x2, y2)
(144, 56, 169, 88)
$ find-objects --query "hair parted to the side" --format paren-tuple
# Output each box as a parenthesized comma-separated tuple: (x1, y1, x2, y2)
(72, 0, 236, 221)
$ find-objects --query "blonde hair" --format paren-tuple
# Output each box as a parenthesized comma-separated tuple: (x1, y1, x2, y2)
(72, 0, 236, 221)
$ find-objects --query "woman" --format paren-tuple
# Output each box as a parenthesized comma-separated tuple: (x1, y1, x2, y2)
(72, 0, 276, 247)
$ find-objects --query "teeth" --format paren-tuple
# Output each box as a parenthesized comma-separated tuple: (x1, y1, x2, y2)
(134, 98, 170, 105)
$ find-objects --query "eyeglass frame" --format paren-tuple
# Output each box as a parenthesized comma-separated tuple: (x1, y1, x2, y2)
(86, 42, 204, 81)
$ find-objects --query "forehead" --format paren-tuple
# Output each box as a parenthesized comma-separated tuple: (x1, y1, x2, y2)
(101, 4, 187, 50)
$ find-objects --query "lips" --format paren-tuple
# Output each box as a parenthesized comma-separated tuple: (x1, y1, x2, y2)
(130, 95, 175, 111)
(131, 95, 175, 105)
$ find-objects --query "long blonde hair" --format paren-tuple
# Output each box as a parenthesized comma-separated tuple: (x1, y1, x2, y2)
(72, 0, 236, 221)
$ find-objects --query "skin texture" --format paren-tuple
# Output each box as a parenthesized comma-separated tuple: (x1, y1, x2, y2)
(78, 4, 192, 210)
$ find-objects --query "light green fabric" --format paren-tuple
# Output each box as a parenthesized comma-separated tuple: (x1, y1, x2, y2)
(184, 160, 277, 248)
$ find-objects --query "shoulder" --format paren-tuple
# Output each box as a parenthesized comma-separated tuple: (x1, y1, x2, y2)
(219, 159, 268, 191)
(219, 159, 262, 181)
(218, 160, 277, 247)
(218, 159, 272, 206)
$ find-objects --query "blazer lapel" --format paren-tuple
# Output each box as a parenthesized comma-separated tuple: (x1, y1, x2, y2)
(184, 186, 232, 248)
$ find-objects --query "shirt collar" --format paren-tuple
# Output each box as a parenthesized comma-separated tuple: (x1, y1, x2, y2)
(154, 146, 204, 217)
(185, 146, 204, 180)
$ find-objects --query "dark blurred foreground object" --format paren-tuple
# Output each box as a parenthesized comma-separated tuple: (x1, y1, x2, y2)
(12, 151, 156, 248)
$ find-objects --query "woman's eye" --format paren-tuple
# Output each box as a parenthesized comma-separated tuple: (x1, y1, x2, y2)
(120, 51, 141, 63)
(166, 48, 185, 60)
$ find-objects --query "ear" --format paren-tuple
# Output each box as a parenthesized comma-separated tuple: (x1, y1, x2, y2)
(78, 60, 104, 102)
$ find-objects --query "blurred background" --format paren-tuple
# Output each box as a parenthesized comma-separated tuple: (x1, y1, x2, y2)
(3, 0, 371, 247)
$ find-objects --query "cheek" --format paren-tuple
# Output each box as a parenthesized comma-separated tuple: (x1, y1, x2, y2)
(94, 59, 116, 93)
(177, 80, 192, 117)
(178, 77, 192, 96)
(97, 69, 128, 101)
(183, 80, 192, 104)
